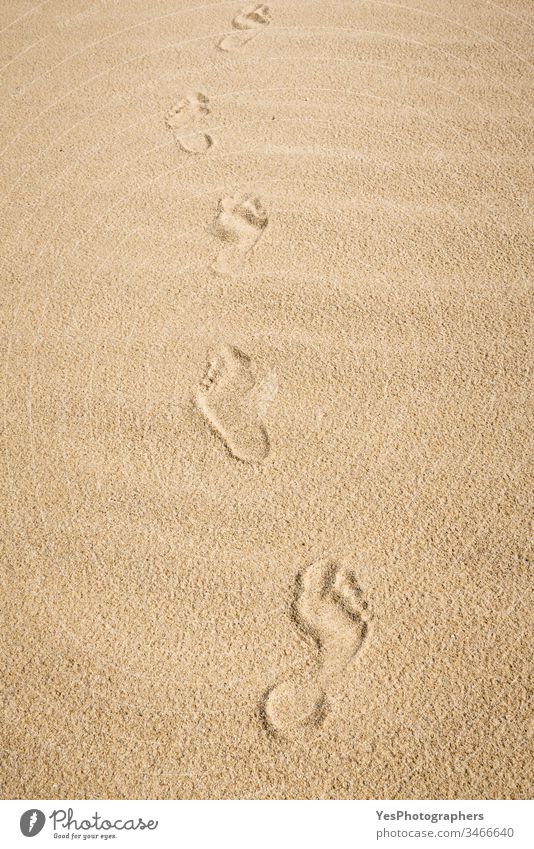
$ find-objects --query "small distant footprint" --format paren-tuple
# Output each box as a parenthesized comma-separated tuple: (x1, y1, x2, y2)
(218, 4, 271, 52)
(165, 92, 212, 154)
(212, 192, 268, 274)
(195, 344, 275, 463)
(263, 559, 371, 739)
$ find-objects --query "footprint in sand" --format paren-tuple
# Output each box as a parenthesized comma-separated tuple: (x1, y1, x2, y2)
(263, 559, 371, 739)
(218, 4, 271, 52)
(165, 92, 212, 154)
(195, 345, 276, 463)
(212, 192, 268, 274)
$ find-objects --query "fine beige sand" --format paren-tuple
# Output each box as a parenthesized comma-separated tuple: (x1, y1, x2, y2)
(1, 0, 533, 800)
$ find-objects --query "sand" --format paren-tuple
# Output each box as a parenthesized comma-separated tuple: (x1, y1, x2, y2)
(0, 0, 532, 800)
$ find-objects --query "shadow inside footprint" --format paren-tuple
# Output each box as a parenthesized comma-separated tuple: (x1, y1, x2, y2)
(195, 345, 274, 464)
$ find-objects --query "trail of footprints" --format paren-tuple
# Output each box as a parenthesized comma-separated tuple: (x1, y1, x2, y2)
(162, 5, 374, 741)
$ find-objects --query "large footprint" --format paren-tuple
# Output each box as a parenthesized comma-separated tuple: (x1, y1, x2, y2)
(218, 4, 271, 52)
(165, 92, 212, 154)
(212, 192, 268, 274)
(195, 345, 276, 463)
(263, 559, 371, 739)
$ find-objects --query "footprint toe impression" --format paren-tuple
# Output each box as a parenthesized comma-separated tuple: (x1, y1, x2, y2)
(177, 132, 213, 154)
(195, 345, 274, 464)
(165, 93, 209, 129)
(264, 560, 371, 739)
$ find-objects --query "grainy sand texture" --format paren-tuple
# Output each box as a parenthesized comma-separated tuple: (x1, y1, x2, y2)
(1, 0, 533, 800)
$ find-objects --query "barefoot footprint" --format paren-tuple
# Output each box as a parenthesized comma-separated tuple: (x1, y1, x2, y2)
(165, 92, 212, 154)
(195, 345, 275, 463)
(212, 192, 268, 274)
(263, 559, 371, 738)
(218, 4, 271, 52)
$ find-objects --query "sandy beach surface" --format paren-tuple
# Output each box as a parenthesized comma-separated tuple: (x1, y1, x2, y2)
(1, 0, 532, 799)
